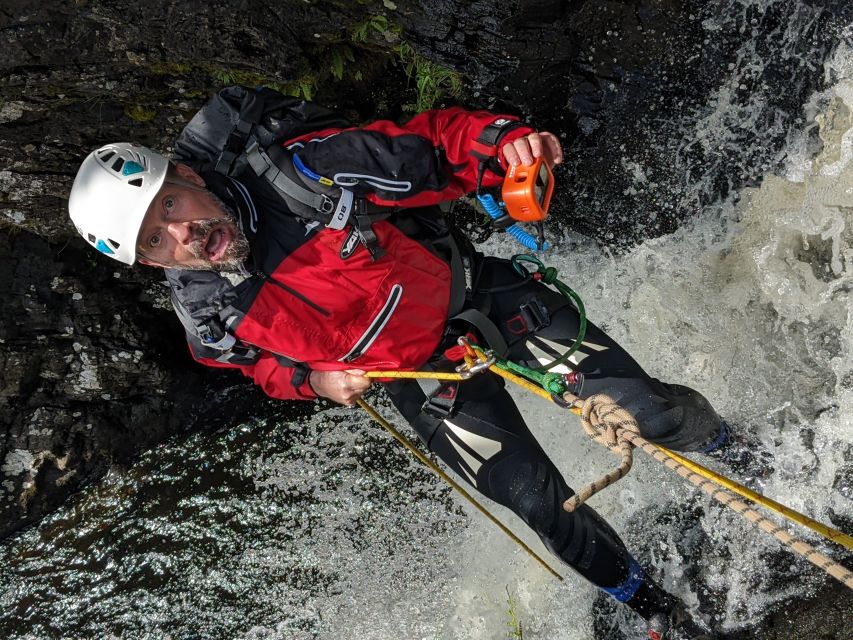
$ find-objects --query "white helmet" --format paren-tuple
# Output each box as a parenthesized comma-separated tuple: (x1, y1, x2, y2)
(68, 142, 170, 265)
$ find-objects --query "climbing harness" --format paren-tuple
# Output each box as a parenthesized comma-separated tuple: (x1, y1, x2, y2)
(509, 254, 587, 373)
(358, 259, 853, 591)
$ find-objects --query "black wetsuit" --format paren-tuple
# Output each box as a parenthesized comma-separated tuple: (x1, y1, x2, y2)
(386, 256, 724, 615)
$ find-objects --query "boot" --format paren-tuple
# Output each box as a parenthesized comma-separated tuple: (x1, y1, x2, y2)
(624, 576, 714, 640)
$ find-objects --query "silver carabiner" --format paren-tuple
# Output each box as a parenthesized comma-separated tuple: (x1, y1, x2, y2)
(454, 351, 496, 377)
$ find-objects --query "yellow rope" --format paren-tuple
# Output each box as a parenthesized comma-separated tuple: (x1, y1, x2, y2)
(356, 398, 564, 581)
(359, 358, 853, 589)
(616, 428, 853, 590)
(365, 371, 470, 380)
(658, 447, 853, 551)
(365, 364, 853, 555)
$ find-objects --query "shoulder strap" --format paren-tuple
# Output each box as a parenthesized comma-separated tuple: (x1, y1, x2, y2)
(165, 269, 311, 390)
(247, 141, 389, 259)
(175, 85, 391, 259)
(244, 140, 339, 221)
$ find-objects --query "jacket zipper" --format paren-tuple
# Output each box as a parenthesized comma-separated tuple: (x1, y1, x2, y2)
(255, 270, 331, 317)
(340, 284, 403, 363)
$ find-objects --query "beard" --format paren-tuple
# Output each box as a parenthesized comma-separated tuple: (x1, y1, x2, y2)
(181, 192, 251, 272)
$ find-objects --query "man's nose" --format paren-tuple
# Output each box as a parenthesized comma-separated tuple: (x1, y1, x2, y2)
(167, 221, 195, 245)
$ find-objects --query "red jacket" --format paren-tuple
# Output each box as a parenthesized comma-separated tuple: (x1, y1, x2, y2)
(167, 107, 533, 399)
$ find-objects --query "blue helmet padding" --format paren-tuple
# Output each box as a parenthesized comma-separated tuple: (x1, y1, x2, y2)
(122, 161, 145, 176)
(95, 239, 115, 255)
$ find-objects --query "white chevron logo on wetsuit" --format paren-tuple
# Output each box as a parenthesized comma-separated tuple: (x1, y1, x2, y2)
(442, 420, 503, 486)
(524, 335, 608, 374)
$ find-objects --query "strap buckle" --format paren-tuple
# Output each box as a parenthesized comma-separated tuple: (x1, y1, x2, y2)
(421, 382, 459, 419)
(518, 298, 551, 333)
(244, 138, 270, 176)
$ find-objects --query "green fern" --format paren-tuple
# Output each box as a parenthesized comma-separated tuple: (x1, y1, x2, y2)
(353, 14, 390, 42)
(329, 45, 355, 81)
(397, 41, 463, 111)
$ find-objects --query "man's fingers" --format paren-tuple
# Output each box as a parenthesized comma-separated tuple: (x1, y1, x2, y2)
(502, 131, 564, 167)
(512, 134, 536, 166)
(344, 371, 371, 398)
(310, 369, 372, 405)
(540, 132, 564, 164)
(502, 142, 521, 167)
(525, 132, 543, 160)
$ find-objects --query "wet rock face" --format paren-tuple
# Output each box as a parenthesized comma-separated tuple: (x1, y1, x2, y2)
(401, 0, 846, 243)
(0, 231, 196, 538)
(0, 231, 278, 539)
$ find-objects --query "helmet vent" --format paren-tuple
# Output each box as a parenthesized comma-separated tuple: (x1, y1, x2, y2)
(129, 151, 148, 168)
(98, 150, 116, 162)
(128, 178, 143, 187)
(108, 239, 121, 250)
(111, 157, 125, 173)
(87, 233, 96, 244)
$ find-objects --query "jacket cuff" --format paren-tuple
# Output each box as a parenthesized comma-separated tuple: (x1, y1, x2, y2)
(293, 366, 318, 399)
(470, 118, 533, 177)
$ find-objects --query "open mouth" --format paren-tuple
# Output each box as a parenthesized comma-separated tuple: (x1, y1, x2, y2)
(202, 226, 231, 261)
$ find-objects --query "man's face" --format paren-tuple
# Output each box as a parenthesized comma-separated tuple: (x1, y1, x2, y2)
(136, 163, 249, 271)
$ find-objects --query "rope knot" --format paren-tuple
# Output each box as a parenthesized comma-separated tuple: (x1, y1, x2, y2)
(563, 393, 641, 512)
(538, 266, 559, 285)
(582, 393, 641, 448)
(541, 372, 566, 395)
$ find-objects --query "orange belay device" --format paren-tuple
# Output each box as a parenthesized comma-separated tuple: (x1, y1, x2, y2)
(502, 155, 555, 222)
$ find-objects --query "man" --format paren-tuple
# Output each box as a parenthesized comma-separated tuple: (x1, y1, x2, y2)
(69, 101, 725, 639)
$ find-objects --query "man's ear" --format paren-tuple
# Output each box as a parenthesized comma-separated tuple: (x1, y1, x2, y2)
(174, 162, 205, 188)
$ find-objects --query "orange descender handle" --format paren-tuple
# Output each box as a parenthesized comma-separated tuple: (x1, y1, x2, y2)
(501, 156, 555, 223)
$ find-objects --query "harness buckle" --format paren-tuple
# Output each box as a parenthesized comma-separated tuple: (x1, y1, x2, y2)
(421, 382, 459, 419)
(319, 194, 336, 215)
(507, 298, 551, 335)
(243, 139, 270, 176)
(215, 149, 239, 175)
